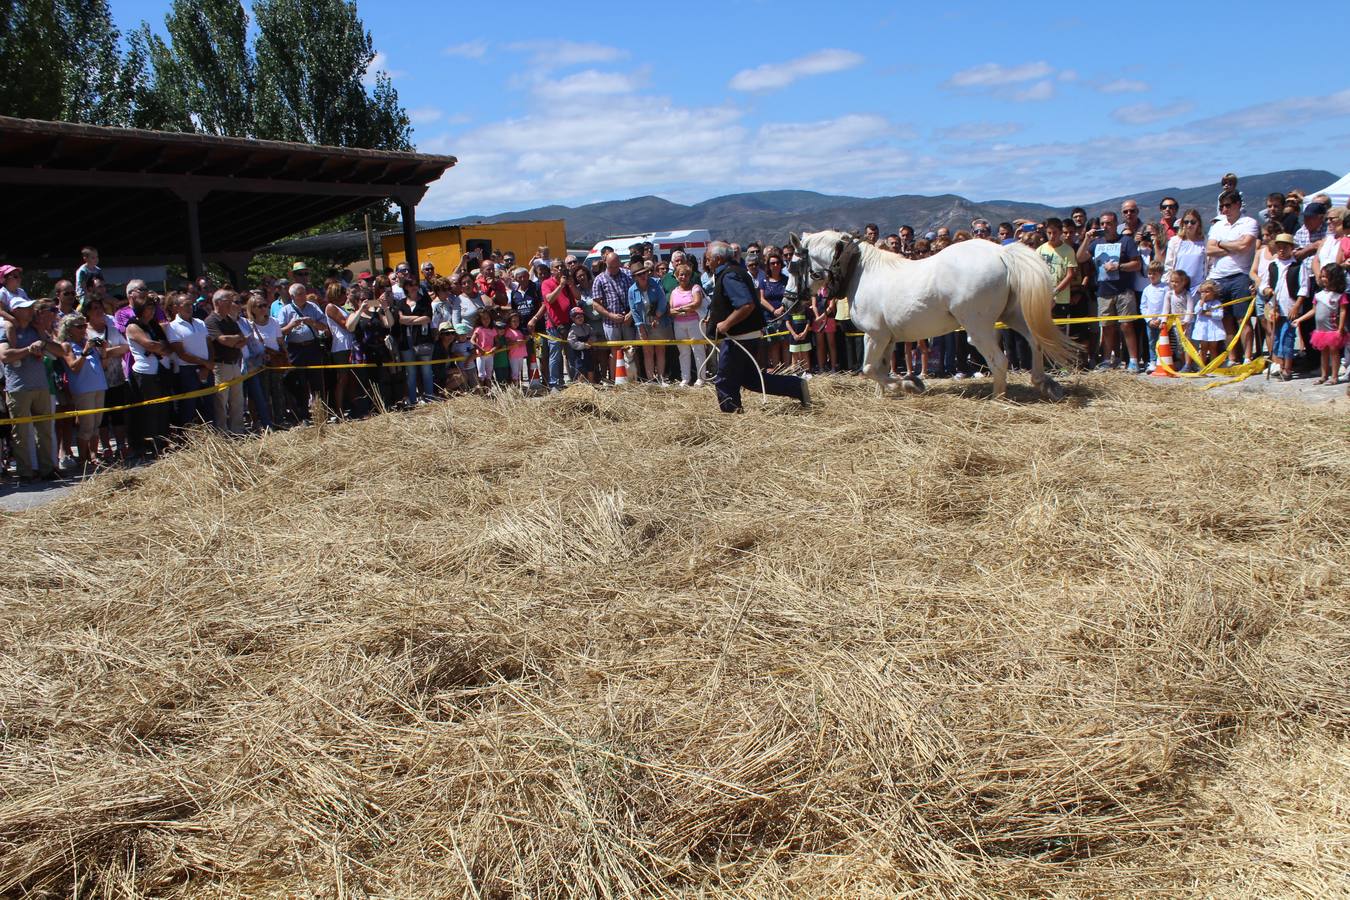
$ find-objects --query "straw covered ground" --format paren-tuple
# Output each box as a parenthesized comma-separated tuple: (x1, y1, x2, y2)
(1, 374, 1347, 898)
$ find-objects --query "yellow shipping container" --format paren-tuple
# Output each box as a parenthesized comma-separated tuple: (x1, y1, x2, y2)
(382, 220, 566, 274)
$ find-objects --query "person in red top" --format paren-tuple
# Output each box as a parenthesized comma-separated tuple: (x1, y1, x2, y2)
(476, 263, 509, 309)
(535, 261, 578, 390)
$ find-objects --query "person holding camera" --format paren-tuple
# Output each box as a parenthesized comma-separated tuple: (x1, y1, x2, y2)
(51, 312, 107, 471)
(395, 271, 434, 407)
(1077, 210, 1142, 371)
(349, 289, 399, 412)
(536, 260, 578, 390)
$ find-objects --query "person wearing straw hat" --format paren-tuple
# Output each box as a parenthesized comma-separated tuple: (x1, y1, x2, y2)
(628, 260, 668, 384)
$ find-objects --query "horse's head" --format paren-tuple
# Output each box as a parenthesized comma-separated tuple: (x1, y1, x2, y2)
(783, 232, 825, 312)
(786, 231, 859, 306)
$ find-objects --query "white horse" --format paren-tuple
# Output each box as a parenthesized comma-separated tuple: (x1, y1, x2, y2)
(786, 231, 1080, 400)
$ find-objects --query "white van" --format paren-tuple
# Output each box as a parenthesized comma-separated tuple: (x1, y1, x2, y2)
(583, 228, 712, 268)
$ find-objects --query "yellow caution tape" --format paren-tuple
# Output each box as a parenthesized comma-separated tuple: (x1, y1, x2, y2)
(1, 355, 481, 425)
(2, 296, 1265, 426)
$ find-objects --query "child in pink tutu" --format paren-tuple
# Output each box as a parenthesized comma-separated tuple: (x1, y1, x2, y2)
(1295, 263, 1348, 385)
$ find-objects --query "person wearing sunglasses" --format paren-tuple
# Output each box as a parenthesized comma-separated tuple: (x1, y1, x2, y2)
(1157, 197, 1179, 239)
(1205, 189, 1260, 363)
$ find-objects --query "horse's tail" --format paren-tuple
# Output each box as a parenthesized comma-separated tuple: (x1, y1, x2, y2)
(1001, 243, 1080, 369)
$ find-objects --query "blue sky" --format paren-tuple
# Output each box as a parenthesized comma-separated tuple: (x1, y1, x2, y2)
(115, 0, 1350, 219)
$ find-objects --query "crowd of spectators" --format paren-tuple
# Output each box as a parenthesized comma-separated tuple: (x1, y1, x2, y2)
(3, 172, 1347, 483)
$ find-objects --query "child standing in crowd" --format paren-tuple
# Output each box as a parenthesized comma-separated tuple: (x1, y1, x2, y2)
(469, 308, 498, 390)
(787, 301, 813, 375)
(450, 323, 478, 391)
(1139, 260, 1169, 373)
(566, 306, 595, 383)
(503, 311, 529, 386)
(1164, 270, 1194, 370)
(1258, 234, 1309, 381)
(811, 285, 838, 374)
(74, 247, 101, 303)
(1189, 280, 1227, 366)
(1297, 263, 1348, 385)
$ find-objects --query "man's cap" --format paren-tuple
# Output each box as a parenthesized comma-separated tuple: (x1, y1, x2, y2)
(438, 321, 456, 333)
(0, 264, 21, 279)
(628, 260, 652, 276)
(569, 305, 586, 316)
(357, 271, 371, 280)
(291, 261, 308, 272)
(1274, 233, 1296, 246)
(1304, 201, 1328, 217)
(744, 249, 761, 262)
(924, 231, 937, 240)
(1018, 222, 1037, 232)
(8, 295, 35, 309)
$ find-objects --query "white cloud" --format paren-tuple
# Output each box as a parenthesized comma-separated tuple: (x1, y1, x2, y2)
(1111, 101, 1192, 125)
(409, 107, 443, 125)
(1009, 80, 1054, 102)
(934, 122, 1023, 141)
(416, 102, 916, 217)
(443, 42, 485, 60)
(507, 40, 627, 69)
(944, 61, 1052, 89)
(409, 85, 1350, 224)
(1099, 78, 1149, 94)
(362, 51, 404, 86)
(1190, 87, 1350, 131)
(729, 49, 865, 92)
(531, 69, 645, 102)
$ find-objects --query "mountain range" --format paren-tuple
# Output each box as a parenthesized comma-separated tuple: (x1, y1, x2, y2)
(428, 169, 1338, 247)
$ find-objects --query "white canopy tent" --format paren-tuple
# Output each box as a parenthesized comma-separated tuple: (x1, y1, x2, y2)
(1306, 171, 1350, 208)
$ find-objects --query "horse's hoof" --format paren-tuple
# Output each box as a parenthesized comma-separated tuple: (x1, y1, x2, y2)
(901, 377, 925, 394)
(1037, 377, 1065, 402)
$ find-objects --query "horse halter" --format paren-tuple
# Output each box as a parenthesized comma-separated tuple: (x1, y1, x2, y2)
(782, 247, 815, 313)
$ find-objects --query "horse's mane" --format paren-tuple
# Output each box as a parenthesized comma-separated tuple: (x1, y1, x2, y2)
(806, 230, 911, 270)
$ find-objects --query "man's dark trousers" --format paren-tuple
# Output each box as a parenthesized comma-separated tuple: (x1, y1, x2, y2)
(715, 336, 804, 412)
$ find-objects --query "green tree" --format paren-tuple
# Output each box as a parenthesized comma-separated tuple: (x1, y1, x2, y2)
(148, 0, 254, 135)
(0, 0, 133, 123)
(58, 0, 138, 125)
(252, 0, 410, 151)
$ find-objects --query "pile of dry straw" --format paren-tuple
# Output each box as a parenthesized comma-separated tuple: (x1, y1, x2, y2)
(1, 374, 1347, 897)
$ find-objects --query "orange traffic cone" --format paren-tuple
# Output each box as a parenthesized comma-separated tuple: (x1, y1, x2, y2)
(613, 347, 630, 385)
(1153, 327, 1176, 376)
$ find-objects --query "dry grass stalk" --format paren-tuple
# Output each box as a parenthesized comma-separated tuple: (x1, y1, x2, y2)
(1, 374, 1347, 897)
